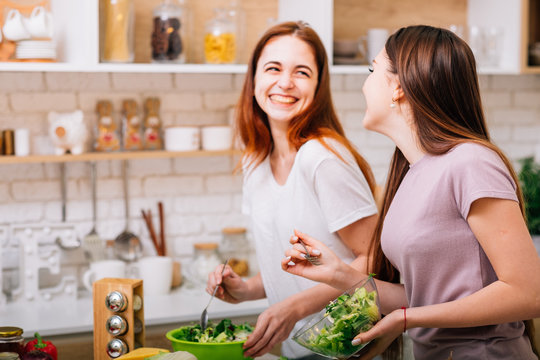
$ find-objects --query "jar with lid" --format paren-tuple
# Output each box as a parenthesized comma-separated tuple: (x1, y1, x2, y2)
(204, 8, 237, 64)
(0, 326, 24, 358)
(220, 227, 250, 277)
(191, 242, 222, 284)
(151, 0, 188, 63)
(101, 0, 135, 63)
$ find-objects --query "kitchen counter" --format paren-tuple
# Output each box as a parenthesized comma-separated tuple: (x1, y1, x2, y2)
(0, 286, 269, 337)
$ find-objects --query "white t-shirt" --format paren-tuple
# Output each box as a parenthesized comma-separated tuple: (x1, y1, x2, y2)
(242, 138, 377, 358)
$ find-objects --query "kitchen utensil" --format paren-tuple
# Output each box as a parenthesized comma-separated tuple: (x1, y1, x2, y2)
(83, 162, 103, 261)
(292, 276, 380, 359)
(158, 201, 166, 255)
(55, 163, 81, 250)
(298, 238, 321, 266)
(141, 209, 160, 255)
(166, 327, 252, 360)
(200, 258, 229, 332)
(114, 160, 142, 262)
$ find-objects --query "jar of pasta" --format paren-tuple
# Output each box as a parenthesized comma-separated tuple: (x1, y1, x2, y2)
(204, 8, 236, 64)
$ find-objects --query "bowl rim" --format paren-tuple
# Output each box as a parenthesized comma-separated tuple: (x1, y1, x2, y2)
(166, 327, 248, 346)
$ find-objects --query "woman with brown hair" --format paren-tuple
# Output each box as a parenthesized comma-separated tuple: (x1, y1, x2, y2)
(205, 21, 379, 359)
(283, 25, 540, 359)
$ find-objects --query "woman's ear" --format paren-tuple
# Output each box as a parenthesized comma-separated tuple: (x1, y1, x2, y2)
(393, 83, 405, 102)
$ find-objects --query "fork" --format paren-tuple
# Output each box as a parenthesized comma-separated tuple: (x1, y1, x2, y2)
(200, 258, 229, 332)
(297, 238, 322, 266)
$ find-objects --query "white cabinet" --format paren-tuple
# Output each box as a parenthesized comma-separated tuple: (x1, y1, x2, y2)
(0, 0, 536, 74)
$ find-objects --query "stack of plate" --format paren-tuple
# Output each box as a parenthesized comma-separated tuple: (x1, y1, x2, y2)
(15, 40, 56, 60)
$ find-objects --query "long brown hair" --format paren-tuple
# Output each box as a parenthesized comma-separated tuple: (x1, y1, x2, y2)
(369, 25, 536, 355)
(235, 21, 376, 194)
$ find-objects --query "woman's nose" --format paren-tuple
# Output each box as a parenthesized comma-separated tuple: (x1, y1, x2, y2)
(277, 73, 294, 89)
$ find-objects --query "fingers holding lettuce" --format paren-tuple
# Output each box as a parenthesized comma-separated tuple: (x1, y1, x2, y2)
(282, 229, 364, 290)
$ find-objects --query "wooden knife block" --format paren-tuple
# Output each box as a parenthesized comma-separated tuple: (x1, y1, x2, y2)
(93, 278, 145, 360)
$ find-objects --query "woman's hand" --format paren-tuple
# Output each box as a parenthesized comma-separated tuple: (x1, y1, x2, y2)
(242, 299, 301, 358)
(281, 229, 362, 289)
(206, 264, 250, 304)
(351, 309, 405, 360)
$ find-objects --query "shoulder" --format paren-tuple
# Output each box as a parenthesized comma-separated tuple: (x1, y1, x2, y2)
(298, 138, 355, 166)
(445, 142, 506, 168)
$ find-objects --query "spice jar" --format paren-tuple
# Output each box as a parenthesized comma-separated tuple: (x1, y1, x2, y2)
(204, 8, 237, 64)
(191, 242, 221, 283)
(0, 326, 24, 358)
(221, 227, 250, 277)
(151, 0, 187, 63)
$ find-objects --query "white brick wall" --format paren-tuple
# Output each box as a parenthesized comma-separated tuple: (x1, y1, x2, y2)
(0, 72, 539, 276)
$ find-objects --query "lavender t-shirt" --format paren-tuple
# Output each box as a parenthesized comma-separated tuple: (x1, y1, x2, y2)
(382, 143, 536, 360)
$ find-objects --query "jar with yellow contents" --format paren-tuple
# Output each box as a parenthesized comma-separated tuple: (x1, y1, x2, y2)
(204, 8, 236, 64)
(220, 227, 250, 277)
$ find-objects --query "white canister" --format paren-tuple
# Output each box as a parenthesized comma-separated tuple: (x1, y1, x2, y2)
(164, 126, 200, 151)
(14, 128, 30, 156)
(201, 125, 232, 151)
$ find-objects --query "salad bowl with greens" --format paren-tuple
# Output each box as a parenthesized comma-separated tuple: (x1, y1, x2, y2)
(166, 319, 254, 360)
(292, 276, 380, 359)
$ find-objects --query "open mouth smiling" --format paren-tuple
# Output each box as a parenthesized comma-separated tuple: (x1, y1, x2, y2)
(270, 94, 298, 104)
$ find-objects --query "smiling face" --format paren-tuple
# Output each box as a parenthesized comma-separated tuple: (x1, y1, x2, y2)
(254, 35, 319, 128)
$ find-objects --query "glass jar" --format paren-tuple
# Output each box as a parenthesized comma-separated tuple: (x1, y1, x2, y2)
(0, 326, 24, 358)
(101, 0, 135, 63)
(221, 227, 250, 277)
(204, 8, 237, 64)
(191, 242, 222, 284)
(151, 0, 187, 63)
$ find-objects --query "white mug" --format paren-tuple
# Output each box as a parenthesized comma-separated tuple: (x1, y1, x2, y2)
(83, 260, 126, 292)
(164, 126, 200, 151)
(201, 126, 232, 151)
(130, 256, 173, 296)
(24, 6, 53, 39)
(2, 9, 31, 41)
(367, 28, 389, 64)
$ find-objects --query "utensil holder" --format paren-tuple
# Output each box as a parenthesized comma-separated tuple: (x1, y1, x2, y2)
(93, 278, 144, 359)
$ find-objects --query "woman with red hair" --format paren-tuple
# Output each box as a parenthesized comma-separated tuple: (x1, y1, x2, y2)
(206, 21, 378, 359)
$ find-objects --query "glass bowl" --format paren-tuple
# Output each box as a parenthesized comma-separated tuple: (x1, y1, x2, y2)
(292, 276, 380, 359)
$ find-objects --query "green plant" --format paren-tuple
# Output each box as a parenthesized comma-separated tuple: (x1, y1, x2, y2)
(518, 157, 540, 235)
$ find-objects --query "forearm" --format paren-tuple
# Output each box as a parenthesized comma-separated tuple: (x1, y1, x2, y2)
(407, 280, 540, 330)
(334, 258, 407, 315)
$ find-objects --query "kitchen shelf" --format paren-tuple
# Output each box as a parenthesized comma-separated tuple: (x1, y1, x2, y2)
(0, 149, 240, 165)
(0, 0, 534, 75)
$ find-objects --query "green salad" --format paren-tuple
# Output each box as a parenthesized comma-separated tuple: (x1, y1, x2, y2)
(300, 284, 379, 357)
(173, 319, 254, 343)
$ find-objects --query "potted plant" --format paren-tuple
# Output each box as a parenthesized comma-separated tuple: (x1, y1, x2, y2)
(518, 157, 540, 248)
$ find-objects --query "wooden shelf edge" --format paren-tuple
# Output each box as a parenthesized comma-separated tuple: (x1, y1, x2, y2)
(0, 150, 241, 165)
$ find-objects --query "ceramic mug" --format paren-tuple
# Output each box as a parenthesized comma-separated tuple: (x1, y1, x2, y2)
(164, 126, 200, 151)
(366, 28, 389, 64)
(24, 6, 53, 39)
(83, 260, 126, 291)
(130, 256, 173, 296)
(2, 9, 31, 41)
(201, 126, 232, 151)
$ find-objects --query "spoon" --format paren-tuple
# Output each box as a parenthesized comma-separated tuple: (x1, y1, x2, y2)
(200, 258, 229, 332)
(114, 160, 142, 262)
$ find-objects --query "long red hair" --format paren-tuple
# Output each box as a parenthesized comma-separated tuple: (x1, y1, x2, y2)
(235, 21, 376, 194)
